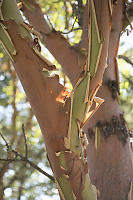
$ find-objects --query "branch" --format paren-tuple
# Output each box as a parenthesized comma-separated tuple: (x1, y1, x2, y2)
(3, 19, 69, 136)
(25, 109, 34, 131)
(16, 109, 33, 152)
(18, 181, 23, 200)
(0, 132, 9, 149)
(58, 17, 81, 34)
(0, 132, 55, 182)
(83, 0, 121, 132)
(9, 67, 17, 139)
(78, 0, 89, 49)
(0, 157, 55, 182)
(105, 0, 126, 85)
(63, 0, 69, 30)
(22, 0, 84, 85)
(88, 0, 111, 96)
(60, 27, 82, 34)
(22, 124, 28, 158)
(118, 55, 133, 67)
(122, 2, 133, 31)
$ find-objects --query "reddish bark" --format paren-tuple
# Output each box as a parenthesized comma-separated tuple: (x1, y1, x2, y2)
(5, 19, 92, 199)
(7, 0, 133, 199)
(22, 0, 85, 85)
(5, 19, 68, 169)
(84, 1, 133, 199)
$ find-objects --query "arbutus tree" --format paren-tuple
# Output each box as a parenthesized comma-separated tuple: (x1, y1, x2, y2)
(0, 0, 133, 199)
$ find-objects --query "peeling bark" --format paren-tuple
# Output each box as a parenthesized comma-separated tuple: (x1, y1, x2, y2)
(1, 0, 133, 199)
(4, 19, 96, 199)
(22, 0, 85, 85)
(21, 0, 133, 199)
(84, 1, 133, 199)
(5, 18, 69, 164)
(89, 0, 110, 95)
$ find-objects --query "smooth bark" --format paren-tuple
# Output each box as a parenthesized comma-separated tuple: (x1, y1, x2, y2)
(1, 0, 133, 199)
(21, 0, 133, 199)
(85, 1, 133, 199)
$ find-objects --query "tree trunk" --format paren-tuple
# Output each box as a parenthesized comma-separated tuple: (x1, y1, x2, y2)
(84, 1, 133, 199)
(1, 1, 97, 199)
(0, 0, 133, 199)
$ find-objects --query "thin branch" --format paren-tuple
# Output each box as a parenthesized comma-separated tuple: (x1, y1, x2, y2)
(0, 153, 55, 182)
(45, 13, 80, 35)
(0, 133, 55, 182)
(58, 17, 81, 35)
(0, 158, 17, 162)
(18, 177, 25, 200)
(118, 55, 133, 67)
(64, 0, 69, 29)
(19, 182, 47, 190)
(22, 124, 28, 158)
(0, 132, 9, 149)
(59, 27, 82, 34)
(16, 109, 33, 152)
(8, 66, 18, 143)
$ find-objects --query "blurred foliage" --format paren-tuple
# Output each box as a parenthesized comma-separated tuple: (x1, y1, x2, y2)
(118, 47, 133, 131)
(39, 0, 84, 44)
(0, 0, 133, 200)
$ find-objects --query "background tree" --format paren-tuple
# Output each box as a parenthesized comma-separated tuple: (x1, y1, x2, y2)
(0, 0, 133, 200)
